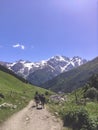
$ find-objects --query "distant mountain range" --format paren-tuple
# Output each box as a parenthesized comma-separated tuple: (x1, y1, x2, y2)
(0, 56, 87, 86)
(41, 57, 98, 93)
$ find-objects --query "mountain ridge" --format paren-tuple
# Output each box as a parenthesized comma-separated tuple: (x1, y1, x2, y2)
(41, 57, 98, 93)
(0, 55, 87, 86)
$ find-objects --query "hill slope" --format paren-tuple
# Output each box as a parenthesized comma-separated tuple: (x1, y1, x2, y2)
(48, 74, 98, 130)
(0, 64, 28, 83)
(0, 66, 48, 123)
(41, 57, 98, 93)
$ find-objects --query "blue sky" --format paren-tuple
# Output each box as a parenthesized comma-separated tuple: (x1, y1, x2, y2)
(0, 0, 97, 62)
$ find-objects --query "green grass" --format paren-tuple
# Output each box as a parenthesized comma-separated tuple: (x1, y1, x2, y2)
(1, 68, 98, 129)
(48, 87, 98, 130)
(85, 102, 98, 119)
(0, 70, 51, 123)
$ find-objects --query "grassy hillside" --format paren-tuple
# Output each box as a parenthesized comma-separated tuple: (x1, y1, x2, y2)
(48, 74, 98, 130)
(41, 57, 98, 93)
(0, 68, 50, 123)
(0, 64, 29, 83)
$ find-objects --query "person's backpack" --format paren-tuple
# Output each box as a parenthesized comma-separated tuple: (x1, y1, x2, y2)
(40, 95, 45, 103)
(34, 94, 39, 101)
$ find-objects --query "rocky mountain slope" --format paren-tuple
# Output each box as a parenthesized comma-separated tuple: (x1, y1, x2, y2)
(0, 56, 87, 85)
(41, 57, 98, 93)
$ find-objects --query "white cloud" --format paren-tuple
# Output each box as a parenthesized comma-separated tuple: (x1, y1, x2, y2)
(12, 43, 25, 50)
(21, 45, 25, 50)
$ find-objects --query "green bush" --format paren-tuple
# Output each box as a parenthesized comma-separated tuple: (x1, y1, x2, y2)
(63, 108, 97, 130)
(85, 87, 98, 100)
(89, 74, 98, 90)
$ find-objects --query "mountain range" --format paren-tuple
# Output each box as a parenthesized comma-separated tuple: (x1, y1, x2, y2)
(0, 56, 87, 86)
(41, 57, 98, 93)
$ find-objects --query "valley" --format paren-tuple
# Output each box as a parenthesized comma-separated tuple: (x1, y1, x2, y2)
(0, 56, 98, 130)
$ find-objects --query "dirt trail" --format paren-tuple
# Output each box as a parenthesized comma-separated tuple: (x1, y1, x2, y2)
(0, 101, 62, 130)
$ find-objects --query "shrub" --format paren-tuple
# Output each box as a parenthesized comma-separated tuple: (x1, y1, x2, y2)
(63, 108, 97, 130)
(45, 91, 49, 96)
(89, 74, 98, 90)
(85, 87, 98, 100)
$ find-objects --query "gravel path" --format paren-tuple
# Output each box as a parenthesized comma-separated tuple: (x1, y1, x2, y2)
(0, 101, 62, 130)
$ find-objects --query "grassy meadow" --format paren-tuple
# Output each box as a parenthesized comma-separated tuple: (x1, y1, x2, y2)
(0, 70, 50, 123)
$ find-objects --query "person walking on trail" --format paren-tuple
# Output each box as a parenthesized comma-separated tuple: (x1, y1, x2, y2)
(34, 91, 40, 108)
(40, 94, 46, 109)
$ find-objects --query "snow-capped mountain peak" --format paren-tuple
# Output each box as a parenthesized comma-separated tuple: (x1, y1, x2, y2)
(50, 55, 70, 62)
(1, 55, 87, 85)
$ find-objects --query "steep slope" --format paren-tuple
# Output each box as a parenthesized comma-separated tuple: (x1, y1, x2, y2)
(2, 56, 87, 86)
(0, 66, 48, 123)
(41, 57, 98, 93)
(0, 64, 28, 83)
(27, 65, 59, 85)
(48, 75, 98, 130)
